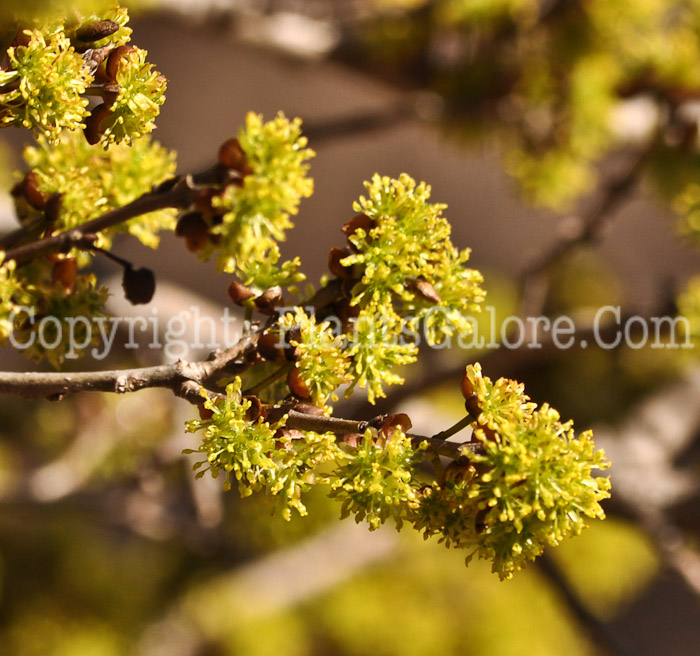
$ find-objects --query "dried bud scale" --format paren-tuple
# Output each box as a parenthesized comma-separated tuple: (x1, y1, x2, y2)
(76, 20, 120, 43)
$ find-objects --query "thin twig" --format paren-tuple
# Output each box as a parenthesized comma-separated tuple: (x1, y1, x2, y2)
(283, 410, 482, 460)
(431, 414, 472, 441)
(537, 553, 641, 656)
(2, 177, 196, 266)
(519, 150, 649, 320)
(0, 351, 481, 461)
(303, 100, 417, 143)
(1, 165, 240, 266)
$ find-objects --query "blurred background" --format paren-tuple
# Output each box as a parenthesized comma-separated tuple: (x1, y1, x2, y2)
(2, 1, 700, 654)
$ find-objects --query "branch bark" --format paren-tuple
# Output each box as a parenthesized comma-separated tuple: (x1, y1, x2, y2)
(0, 344, 480, 462)
(283, 409, 481, 460)
(0, 333, 259, 402)
(1, 165, 240, 266)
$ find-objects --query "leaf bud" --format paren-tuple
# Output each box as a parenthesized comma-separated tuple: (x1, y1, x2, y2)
(328, 247, 354, 279)
(193, 188, 224, 218)
(122, 266, 156, 305)
(245, 350, 266, 368)
(474, 508, 489, 534)
(472, 424, 499, 444)
(282, 325, 302, 361)
(287, 366, 311, 399)
(340, 278, 358, 300)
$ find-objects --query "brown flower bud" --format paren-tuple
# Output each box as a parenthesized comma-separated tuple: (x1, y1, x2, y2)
(92, 62, 111, 85)
(474, 508, 489, 534)
(472, 424, 499, 444)
(243, 395, 263, 422)
(340, 278, 358, 300)
(282, 325, 302, 361)
(257, 331, 286, 363)
(44, 193, 63, 225)
(84, 103, 113, 145)
(11, 29, 31, 49)
(340, 432, 363, 449)
(193, 188, 222, 218)
(122, 266, 155, 305)
(378, 413, 413, 440)
(336, 298, 361, 326)
(254, 286, 283, 314)
(218, 138, 253, 176)
(274, 428, 305, 449)
(341, 214, 374, 242)
(443, 461, 477, 484)
(51, 258, 77, 294)
(198, 405, 214, 420)
(176, 212, 210, 252)
(101, 82, 120, 108)
(227, 279, 256, 305)
(461, 368, 482, 418)
(328, 247, 354, 279)
(10, 179, 23, 199)
(287, 366, 311, 399)
(22, 171, 47, 210)
(105, 44, 136, 82)
(76, 20, 120, 43)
